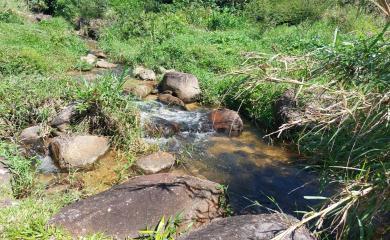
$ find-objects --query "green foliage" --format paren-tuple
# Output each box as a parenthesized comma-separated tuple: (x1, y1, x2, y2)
(0, 74, 77, 137)
(244, 0, 329, 26)
(74, 59, 94, 71)
(75, 74, 141, 151)
(26, 0, 108, 21)
(52, 0, 108, 21)
(0, 17, 87, 75)
(0, 9, 24, 23)
(319, 23, 389, 89)
(139, 215, 183, 240)
(0, 142, 36, 198)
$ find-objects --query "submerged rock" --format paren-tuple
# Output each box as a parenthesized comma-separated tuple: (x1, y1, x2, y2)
(144, 117, 181, 137)
(49, 135, 109, 171)
(158, 94, 186, 109)
(135, 151, 175, 174)
(133, 66, 156, 81)
(208, 109, 243, 136)
(178, 214, 316, 240)
(49, 173, 226, 239)
(159, 71, 201, 103)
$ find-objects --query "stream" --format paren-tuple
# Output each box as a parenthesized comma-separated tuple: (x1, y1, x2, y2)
(39, 45, 329, 217)
(138, 100, 327, 216)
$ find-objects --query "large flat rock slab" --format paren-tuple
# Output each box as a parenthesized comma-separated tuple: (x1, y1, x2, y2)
(49, 173, 226, 239)
(178, 214, 316, 240)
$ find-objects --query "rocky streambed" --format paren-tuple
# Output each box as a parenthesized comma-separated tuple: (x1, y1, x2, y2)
(3, 45, 326, 239)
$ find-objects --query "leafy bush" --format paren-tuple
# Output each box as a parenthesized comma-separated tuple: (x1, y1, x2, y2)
(244, 0, 328, 26)
(26, 0, 108, 21)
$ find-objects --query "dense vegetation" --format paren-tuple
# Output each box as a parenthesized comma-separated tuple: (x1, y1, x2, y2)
(0, 0, 388, 239)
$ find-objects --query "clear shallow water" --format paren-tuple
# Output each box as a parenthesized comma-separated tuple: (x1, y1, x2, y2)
(139, 100, 328, 215)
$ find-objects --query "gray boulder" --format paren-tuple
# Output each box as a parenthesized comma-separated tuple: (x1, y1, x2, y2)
(49, 173, 226, 239)
(133, 66, 156, 81)
(178, 214, 316, 240)
(49, 135, 109, 170)
(19, 125, 45, 155)
(159, 72, 201, 103)
(135, 152, 175, 174)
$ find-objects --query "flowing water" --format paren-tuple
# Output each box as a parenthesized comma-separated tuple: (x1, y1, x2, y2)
(42, 58, 328, 216)
(138, 100, 328, 215)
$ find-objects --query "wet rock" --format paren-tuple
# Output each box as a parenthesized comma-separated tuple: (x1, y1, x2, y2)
(133, 66, 156, 81)
(158, 94, 186, 109)
(209, 109, 243, 136)
(80, 54, 97, 65)
(19, 125, 45, 155)
(144, 117, 181, 137)
(159, 71, 201, 103)
(49, 135, 109, 171)
(51, 104, 78, 130)
(49, 173, 226, 239)
(178, 214, 316, 240)
(123, 79, 156, 98)
(96, 59, 117, 69)
(135, 152, 175, 174)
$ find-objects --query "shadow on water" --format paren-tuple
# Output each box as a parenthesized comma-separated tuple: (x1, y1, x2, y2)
(139, 101, 331, 217)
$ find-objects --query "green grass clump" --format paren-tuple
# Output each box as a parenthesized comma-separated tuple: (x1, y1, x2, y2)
(0, 74, 78, 137)
(0, 142, 36, 198)
(0, 17, 87, 75)
(75, 74, 141, 151)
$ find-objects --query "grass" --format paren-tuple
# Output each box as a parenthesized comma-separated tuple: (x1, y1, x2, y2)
(0, 17, 87, 76)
